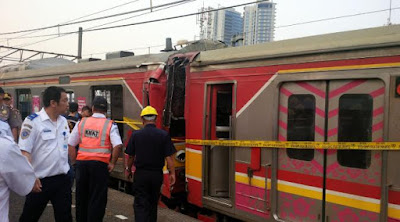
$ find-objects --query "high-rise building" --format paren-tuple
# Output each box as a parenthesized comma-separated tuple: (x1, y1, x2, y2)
(199, 7, 243, 46)
(243, 1, 276, 45)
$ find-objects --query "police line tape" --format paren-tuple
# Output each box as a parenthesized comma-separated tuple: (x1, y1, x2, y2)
(185, 139, 400, 150)
(114, 119, 142, 130)
(113, 119, 400, 150)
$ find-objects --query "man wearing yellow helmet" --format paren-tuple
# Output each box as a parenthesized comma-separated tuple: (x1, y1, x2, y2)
(125, 105, 176, 222)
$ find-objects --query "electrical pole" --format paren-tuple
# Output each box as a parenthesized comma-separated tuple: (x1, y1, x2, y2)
(78, 27, 83, 59)
(388, 0, 393, 25)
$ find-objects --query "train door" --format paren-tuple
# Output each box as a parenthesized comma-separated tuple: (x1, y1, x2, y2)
(277, 79, 384, 222)
(204, 83, 234, 203)
(16, 89, 32, 120)
(325, 79, 383, 222)
(277, 81, 326, 222)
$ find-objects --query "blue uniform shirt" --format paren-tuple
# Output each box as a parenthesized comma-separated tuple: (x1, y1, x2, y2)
(125, 124, 176, 171)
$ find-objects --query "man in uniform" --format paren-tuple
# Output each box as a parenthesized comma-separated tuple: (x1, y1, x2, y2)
(0, 118, 13, 139)
(3, 93, 23, 141)
(0, 130, 41, 222)
(65, 102, 81, 189)
(81, 105, 92, 118)
(0, 88, 19, 141)
(125, 106, 176, 222)
(19, 86, 72, 222)
(68, 96, 123, 222)
(66, 102, 81, 132)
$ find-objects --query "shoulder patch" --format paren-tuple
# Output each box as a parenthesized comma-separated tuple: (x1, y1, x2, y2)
(27, 113, 38, 121)
(21, 128, 31, 139)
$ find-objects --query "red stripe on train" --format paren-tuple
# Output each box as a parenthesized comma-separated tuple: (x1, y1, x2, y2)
(389, 190, 400, 205)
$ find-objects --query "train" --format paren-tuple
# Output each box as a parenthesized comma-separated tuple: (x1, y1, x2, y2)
(1, 24, 400, 222)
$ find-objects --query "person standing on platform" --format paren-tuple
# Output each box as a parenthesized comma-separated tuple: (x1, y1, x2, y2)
(0, 132, 41, 222)
(0, 88, 20, 142)
(81, 105, 92, 118)
(68, 96, 123, 222)
(3, 93, 23, 142)
(66, 102, 81, 132)
(65, 102, 81, 189)
(0, 117, 13, 139)
(125, 106, 176, 222)
(19, 86, 72, 222)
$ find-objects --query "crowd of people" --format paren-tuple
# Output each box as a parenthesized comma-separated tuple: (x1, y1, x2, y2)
(0, 86, 176, 222)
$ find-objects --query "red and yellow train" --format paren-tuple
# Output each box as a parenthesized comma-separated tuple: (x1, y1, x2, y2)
(1, 25, 400, 222)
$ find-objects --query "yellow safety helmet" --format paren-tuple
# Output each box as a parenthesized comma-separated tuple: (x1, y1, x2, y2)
(140, 106, 158, 117)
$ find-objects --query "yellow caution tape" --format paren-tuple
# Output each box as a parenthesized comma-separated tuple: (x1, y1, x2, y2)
(115, 117, 142, 130)
(185, 139, 400, 150)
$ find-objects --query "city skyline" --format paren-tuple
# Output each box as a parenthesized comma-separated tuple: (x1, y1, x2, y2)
(243, 1, 276, 45)
(199, 7, 243, 45)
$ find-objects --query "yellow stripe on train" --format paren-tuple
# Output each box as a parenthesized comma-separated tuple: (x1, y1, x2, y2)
(278, 62, 400, 74)
(186, 139, 400, 150)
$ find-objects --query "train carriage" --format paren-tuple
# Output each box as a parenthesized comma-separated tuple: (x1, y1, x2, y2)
(0, 52, 176, 187)
(1, 25, 400, 222)
(183, 25, 400, 221)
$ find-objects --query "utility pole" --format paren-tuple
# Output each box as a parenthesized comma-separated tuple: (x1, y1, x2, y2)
(388, 0, 393, 25)
(78, 27, 83, 59)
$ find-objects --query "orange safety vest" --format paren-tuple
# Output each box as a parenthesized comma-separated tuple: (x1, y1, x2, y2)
(77, 117, 113, 164)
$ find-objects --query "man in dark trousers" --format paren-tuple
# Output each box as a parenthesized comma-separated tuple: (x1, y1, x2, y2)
(68, 96, 123, 222)
(125, 105, 176, 222)
(19, 86, 72, 222)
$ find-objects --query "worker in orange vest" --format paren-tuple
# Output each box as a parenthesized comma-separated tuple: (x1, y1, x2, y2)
(68, 96, 123, 222)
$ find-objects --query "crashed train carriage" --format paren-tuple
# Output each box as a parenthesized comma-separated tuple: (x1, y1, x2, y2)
(1, 25, 400, 222)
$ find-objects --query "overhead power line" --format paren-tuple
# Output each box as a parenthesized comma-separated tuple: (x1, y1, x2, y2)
(276, 7, 400, 29)
(0, 0, 141, 43)
(15, 3, 399, 39)
(0, 0, 193, 36)
(6, 0, 270, 40)
(5, 0, 194, 50)
(62, 0, 141, 24)
(2, 0, 195, 40)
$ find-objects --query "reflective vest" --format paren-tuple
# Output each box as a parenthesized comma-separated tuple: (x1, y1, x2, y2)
(77, 117, 113, 164)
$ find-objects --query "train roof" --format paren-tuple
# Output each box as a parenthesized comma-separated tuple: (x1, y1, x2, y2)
(192, 25, 400, 66)
(0, 52, 173, 80)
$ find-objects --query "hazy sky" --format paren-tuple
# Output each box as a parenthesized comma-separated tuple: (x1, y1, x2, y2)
(0, 0, 399, 61)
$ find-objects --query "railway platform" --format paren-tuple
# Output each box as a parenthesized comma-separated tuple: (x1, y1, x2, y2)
(9, 188, 199, 222)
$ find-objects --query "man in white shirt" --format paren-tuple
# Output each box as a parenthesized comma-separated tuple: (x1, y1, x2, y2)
(0, 120, 13, 138)
(0, 128, 40, 222)
(19, 86, 72, 222)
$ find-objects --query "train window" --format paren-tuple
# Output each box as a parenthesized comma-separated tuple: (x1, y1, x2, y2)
(92, 85, 123, 137)
(337, 94, 372, 169)
(216, 90, 232, 139)
(16, 89, 32, 120)
(66, 91, 75, 102)
(286, 94, 315, 161)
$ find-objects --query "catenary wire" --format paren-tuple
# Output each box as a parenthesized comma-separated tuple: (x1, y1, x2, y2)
(0, 0, 194, 36)
(0, 0, 141, 43)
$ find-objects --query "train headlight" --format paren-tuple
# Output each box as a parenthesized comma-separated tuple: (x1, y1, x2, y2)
(175, 150, 185, 163)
